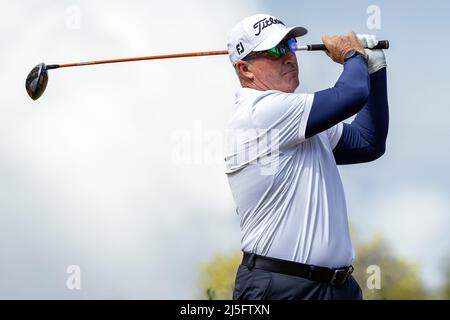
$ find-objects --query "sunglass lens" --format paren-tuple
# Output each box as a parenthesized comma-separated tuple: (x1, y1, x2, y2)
(287, 38, 298, 52)
(267, 47, 281, 58)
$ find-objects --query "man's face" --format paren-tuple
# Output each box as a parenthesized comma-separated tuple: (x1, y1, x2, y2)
(245, 50, 299, 93)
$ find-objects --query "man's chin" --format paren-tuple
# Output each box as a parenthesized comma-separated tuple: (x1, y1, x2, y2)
(285, 80, 299, 93)
(283, 73, 299, 91)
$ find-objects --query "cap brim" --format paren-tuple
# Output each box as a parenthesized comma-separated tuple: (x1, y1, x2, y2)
(253, 26, 308, 51)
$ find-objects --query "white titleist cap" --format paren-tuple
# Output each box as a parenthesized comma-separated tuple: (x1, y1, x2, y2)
(227, 13, 308, 65)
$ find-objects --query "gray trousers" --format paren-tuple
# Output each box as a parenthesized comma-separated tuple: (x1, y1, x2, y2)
(232, 264, 363, 300)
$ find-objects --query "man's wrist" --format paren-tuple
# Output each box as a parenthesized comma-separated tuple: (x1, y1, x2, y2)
(344, 49, 368, 63)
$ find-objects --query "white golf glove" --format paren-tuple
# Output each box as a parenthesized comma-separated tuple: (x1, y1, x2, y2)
(357, 34, 386, 74)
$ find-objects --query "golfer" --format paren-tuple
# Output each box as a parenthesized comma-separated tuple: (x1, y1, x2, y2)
(225, 14, 388, 300)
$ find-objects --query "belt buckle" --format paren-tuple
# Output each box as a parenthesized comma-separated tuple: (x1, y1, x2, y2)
(330, 265, 354, 286)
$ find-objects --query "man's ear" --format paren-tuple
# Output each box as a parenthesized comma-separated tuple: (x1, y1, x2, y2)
(235, 60, 254, 81)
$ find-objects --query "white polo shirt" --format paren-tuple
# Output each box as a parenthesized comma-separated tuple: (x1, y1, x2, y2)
(225, 88, 354, 268)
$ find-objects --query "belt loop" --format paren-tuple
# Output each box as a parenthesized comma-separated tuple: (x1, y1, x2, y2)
(308, 265, 316, 279)
(247, 253, 256, 270)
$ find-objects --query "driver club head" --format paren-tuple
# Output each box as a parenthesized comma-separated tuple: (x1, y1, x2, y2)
(25, 63, 48, 100)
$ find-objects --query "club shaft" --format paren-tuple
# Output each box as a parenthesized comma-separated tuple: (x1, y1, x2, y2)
(45, 40, 389, 69)
(50, 50, 229, 69)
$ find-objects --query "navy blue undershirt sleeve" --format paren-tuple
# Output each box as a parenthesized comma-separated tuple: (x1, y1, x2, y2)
(332, 68, 389, 164)
(305, 55, 370, 138)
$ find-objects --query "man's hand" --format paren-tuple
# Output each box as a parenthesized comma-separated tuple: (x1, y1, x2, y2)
(322, 32, 365, 64)
(357, 34, 387, 74)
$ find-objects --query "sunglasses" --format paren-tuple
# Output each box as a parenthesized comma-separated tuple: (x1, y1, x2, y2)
(244, 38, 298, 60)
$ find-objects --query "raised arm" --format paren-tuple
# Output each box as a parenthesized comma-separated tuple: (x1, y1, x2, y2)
(333, 34, 388, 164)
(305, 34, 388, 164)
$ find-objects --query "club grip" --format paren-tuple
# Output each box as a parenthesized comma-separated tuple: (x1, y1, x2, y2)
(375, 40, 389, 49)
(308, 40, 389, 51)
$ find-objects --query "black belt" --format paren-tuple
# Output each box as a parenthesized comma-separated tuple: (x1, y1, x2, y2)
(241, 252, 354, 286)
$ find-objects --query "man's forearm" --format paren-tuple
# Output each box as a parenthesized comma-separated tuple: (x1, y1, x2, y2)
(333, 67, 389, 164)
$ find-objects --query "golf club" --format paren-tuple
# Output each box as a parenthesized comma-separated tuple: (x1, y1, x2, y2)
(25, 40, 389, 100)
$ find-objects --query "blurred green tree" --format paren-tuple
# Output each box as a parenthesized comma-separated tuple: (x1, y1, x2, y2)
(197, 252, 241, 300)
(352, 235, 428, 299)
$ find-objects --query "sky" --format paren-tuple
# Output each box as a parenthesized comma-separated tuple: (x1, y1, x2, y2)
(0, 0, 448, 298)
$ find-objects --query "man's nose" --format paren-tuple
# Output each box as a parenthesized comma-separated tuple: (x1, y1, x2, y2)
(283, 51, 297, 65)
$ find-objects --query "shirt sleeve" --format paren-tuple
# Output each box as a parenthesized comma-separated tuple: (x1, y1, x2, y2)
(305, 55, 370, 139)
(333, 67, 389, 164)
(251, 91, 314, 149)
